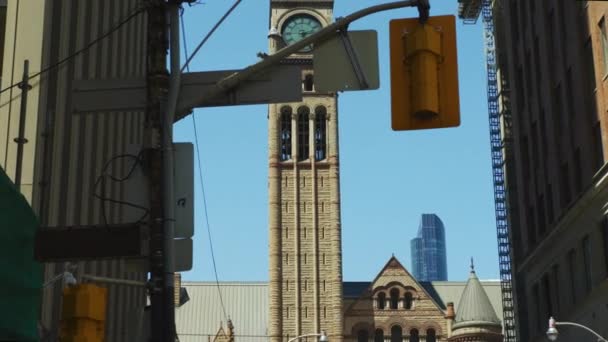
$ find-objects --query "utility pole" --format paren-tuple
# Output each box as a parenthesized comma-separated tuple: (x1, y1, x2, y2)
(145, 0, 175, 340)
(14, 59, 31, 190)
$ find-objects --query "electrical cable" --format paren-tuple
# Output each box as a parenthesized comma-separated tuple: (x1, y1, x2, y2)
(0, 3, 147, 95)
(180, 7, 229, 324)
(181, 0, 243, 72)
(92, 153, 150, 227)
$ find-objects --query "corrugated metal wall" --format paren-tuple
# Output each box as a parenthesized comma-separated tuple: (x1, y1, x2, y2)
(1, 0, 149, 340)
(177, 282, 269, 342)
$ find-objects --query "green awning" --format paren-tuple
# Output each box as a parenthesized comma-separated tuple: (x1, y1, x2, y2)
(0, 167, 42, 341)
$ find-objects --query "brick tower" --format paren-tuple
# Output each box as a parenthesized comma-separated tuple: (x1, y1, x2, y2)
(267, 1, 343, 342)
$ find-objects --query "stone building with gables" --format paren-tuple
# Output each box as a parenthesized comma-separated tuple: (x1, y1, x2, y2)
(176, 257, 504, 342)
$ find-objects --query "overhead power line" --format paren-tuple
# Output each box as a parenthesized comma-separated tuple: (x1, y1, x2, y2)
(180, 2, 244, 325)
(181, 0, 243, 72)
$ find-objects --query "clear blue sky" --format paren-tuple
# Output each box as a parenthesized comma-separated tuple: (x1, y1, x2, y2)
(175, 1, 499, 282)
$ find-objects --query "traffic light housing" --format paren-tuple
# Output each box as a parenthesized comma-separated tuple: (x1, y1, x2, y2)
(390, 15, 460, 131)
(60, 284, 107, 342)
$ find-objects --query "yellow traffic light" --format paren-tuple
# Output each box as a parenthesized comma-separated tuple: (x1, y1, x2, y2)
(60, 284, 107, 342)
(390, 15, 460, 131)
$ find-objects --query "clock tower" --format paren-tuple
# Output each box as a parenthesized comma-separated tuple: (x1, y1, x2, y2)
(267, 1, 343, 342)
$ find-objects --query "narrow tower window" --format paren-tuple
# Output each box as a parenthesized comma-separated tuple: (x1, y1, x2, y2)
(315, 106, 327, 161)
(297, 106, 310, 160)
(280, 106, 292, 161)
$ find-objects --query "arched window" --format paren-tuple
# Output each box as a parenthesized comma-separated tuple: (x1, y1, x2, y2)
(314, 106, 327, 161)
(409, 329, 419, 342)
(389, 288, 399, 309)
(374, 329, 384, 342)
(377, 292, 386, 309)
(357, 329, 369, 342)
(426, 329, 436, 342)
(280, 106, 292, 161)
(297, 106, 310, 161)
(404, 292, 413, 310)
(390, 326, 402, 342)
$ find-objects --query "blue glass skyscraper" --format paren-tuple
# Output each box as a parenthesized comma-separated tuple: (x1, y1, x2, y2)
(411, 214, 448, 281)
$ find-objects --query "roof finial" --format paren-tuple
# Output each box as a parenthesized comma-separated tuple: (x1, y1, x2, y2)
(470, 257, 475, 272)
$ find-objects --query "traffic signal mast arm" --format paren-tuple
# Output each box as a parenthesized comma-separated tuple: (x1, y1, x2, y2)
(175, 0, 425, 121)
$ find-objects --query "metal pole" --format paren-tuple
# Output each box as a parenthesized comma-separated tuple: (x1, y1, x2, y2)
(14, 59, 31, 190)
(175, 0, 420, 120)
(81, 274, 147, 287)
(145, 0, 171, 341)
(162, 1, 181, 339)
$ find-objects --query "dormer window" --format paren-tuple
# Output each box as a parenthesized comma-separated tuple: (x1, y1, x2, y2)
(389, 288, 399, 309)
(303, 74, 314, 92)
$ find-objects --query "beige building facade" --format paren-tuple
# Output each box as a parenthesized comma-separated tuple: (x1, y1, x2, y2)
(491, 1, 608, 341)
(0, 1, 148, 340)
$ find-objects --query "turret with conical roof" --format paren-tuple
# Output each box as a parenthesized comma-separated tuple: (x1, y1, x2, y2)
(449, 259, 503, 342)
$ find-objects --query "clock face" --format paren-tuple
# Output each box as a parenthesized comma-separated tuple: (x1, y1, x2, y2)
(281, 14, 322, 52)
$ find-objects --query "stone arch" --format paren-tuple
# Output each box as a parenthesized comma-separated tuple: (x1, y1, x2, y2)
(421, 321, 443, 337)
(351, 322, 371, 342)
(390, 325, 403, 342)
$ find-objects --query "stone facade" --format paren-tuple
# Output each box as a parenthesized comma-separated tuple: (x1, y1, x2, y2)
(344, 257, 449, 342)
(267, 1, 342, 342)
(491, 1, 608, 341)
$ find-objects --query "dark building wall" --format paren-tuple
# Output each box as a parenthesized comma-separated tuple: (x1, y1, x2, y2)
(494, 1, 608, 341)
